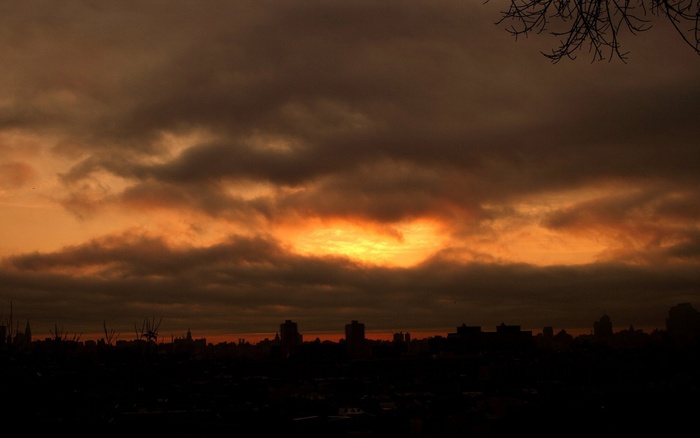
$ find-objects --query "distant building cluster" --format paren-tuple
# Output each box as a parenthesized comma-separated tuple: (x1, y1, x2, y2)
(2, 304, 699, 436)
(2, 303, 700, 360)
(0, 320, 31, 351)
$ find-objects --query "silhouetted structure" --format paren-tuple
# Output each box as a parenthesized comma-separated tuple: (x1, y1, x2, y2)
(279, 319, 302, 358)
(173, 328, 207, 358)
(444, 323, 534, 354)
(666, 302, 700, 348)
(552, 328, 574, 349)
(345, 320, 367, 359)
(1, 303, 700, 436)
(594, 314, 614, 343)
(392, 331, 410, 343)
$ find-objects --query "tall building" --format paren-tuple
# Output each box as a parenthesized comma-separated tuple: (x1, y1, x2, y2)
(594, 314, 614, 339)
(279, 319, 302, 357)
(666, 302, 700, 347)
(345, 320, 366, 358)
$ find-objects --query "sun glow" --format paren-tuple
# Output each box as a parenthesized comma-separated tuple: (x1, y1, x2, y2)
(288, 220, 445, 267)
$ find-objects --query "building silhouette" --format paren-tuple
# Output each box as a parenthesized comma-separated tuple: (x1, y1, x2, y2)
(443, 322, 534, 354)
(392, 331, 410, 343)
(279, 319, 302, 357)
(594, 314, 614, 341)
(666, 302, 700, 347)
(345, 320, 367, 359)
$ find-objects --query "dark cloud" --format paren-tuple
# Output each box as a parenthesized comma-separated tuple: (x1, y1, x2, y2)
(539, 185, 700, 264)
(1, 1, 699, 341)
(2, 233, 699, 339)
(145, 141, 324, 186)
(6, 1, 692, 192)
(664, 231, 700, 260)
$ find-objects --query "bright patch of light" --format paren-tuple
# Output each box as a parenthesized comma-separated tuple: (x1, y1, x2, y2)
(289, 220, 444, 267)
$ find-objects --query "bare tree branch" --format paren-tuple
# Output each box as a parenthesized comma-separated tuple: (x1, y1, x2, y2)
(135, 316, 163, 344)
(103, 320, 120, 346)
(488, 0, 700, 62)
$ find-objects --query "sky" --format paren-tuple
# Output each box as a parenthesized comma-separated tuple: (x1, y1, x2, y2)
(1, 0, 699, 343)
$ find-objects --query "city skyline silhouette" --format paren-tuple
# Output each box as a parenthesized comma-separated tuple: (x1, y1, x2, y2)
(2, 301, 699, 437)
(3, 301, 699, 350)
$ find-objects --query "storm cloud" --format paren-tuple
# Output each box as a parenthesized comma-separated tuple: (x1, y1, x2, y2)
(1, 0, 698, 341)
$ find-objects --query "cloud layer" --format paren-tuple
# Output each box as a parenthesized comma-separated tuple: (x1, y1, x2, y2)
(1, 1, 698, 341)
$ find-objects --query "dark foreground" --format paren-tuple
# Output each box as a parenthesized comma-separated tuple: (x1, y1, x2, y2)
(2, 344, 699, 437)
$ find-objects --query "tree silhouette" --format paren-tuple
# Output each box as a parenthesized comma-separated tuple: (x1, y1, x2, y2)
(489, 0, 700, 62)
(49, 324, 82, 342)
(135, 316, 162, 344)
(103, 320, 120, 346)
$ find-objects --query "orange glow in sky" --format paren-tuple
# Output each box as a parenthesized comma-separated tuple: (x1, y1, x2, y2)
(287, 219, 447, 267)
(2, 1, 698, 343)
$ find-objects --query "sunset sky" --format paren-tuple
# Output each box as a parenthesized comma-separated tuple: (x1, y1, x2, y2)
(1, 1, 699, 343)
